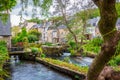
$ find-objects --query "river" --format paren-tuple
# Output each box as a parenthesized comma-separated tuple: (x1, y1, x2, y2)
(7, 57, 72, 80)
(7, 53, 93, 80)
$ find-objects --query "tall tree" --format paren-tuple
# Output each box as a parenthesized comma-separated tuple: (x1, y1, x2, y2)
(87, 0, 119, 80)
(0, 0, 16, 13)
(55, 0, 78, 44)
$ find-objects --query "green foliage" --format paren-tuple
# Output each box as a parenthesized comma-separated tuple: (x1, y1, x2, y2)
(28, 35, 38, 43)
(63, 57, 70, 63)
(68, 41, 78, 56)
(27, 18, 42, 24)
(41, 58, 88, 74)
(75, 3, 120, 19)
(82, 37, 103, 54)
(0, 14, 9, 25)
(116, 3, 120, 17)
(113, 66, 120, 71)
(75, 9, 100, 21)
(12, 26, 21, 37)
(28, 29, 41, 37)
(11, 37, 17, 45)
(68, 41, 77, 49)
(31, 47, 39, 54)
(31, 47, 43, 57)
(109, 40, 120, 66)
(43, 42, 53, 46)
(29, 43, 41, 48)
(0, 41, 8, 62)
(28, 29, 41, 42)
(38, 47, 43, 53)
(0, 41, 9, 79)
(70, 49, 77, 56)
(40, 53, 46, 58)
(108, 55, 120, 66)
(0, 0, 16, 11)
(17, 27, 28, 42)
(115, 40, 120, 56)
(40, 0, 52, 16)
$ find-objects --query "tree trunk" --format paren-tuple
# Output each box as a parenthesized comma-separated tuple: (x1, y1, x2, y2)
(81, 22, 86, 45)
(87, 0, 118, 80)
(57, 0, 78, 44)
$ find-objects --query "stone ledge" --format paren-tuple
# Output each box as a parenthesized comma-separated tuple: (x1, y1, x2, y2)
(36, 57, 86, 80)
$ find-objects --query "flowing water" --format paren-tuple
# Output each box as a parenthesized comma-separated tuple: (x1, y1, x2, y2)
(7, 56, 72, 80)
(52, 52, 93, 66)
(7, 53, 93, 80)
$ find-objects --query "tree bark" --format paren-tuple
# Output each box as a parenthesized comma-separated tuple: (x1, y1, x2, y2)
(87, 0, 119, 80)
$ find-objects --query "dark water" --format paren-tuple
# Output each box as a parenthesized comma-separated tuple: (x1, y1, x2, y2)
(8, 57, 72, 80)
(7, 53, 93, 80)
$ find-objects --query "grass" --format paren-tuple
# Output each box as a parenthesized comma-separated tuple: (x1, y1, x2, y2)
(41, 58, 88, 74)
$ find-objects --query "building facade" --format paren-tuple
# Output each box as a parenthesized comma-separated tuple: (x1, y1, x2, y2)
(0, 14, 11, 48)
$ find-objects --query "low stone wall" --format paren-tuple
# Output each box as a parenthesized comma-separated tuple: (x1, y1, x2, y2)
(36, 57, 86, 80)
(42, 45, 65, 56)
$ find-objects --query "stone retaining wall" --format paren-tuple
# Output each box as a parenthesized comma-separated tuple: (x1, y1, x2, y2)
(36, 57, 86, 80)
(42, 46, 65, 56)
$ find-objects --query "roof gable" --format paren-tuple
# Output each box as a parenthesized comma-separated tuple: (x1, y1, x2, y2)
(0, 14, 11, 36)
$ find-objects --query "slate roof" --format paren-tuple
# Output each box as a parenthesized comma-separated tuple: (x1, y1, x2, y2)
(31, 22, 51, 29)
(87, 17, 100, 27)
(0, 15, 11, 36)
(58, 25, 67, 29)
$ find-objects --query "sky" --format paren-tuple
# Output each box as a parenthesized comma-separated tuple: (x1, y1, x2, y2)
(10, 0, 93, 27)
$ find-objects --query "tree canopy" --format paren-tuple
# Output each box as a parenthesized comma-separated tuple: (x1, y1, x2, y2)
(0, 0, 16, 12)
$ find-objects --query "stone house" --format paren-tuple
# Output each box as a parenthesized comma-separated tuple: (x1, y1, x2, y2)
(87, 17, 120, 39)
(30, 22, 68, 43)
(19, 21, 36, 31)
(47, 25, 68, 43)
(0, 15, 11, 48)
(86, 17, 100, 39)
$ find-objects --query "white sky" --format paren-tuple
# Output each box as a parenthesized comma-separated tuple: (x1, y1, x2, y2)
(10, 0, 92, 26)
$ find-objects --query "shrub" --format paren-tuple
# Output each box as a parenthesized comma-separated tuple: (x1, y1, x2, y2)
(82, 37, 103, 54)
(11, 37, 17, 45)
(29, 43, 41, 48)
(40, 53, 46, 58)
(41, 58, 88, 74)
(28, 29, 41, 37)
(68, 41, 76, 49)
(68, 41, 78, 56)
(108, 55, 120, 66)
(0, 41, 9, 79)
(28, 35, 38, 43)
(31, 47, 39, 54)
(63, 57, 70, 63)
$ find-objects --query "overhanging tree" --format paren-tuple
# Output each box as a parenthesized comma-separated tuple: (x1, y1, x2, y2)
(87, 0, 119, 80)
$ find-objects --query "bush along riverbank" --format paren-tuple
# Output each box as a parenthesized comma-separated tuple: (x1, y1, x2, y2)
(36, 57, 88, 80)
(0, 41, 9, 80)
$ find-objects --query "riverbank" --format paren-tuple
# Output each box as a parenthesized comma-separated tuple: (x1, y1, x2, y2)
(6, 60, 73, 80)
(36, 57, 87, 80)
